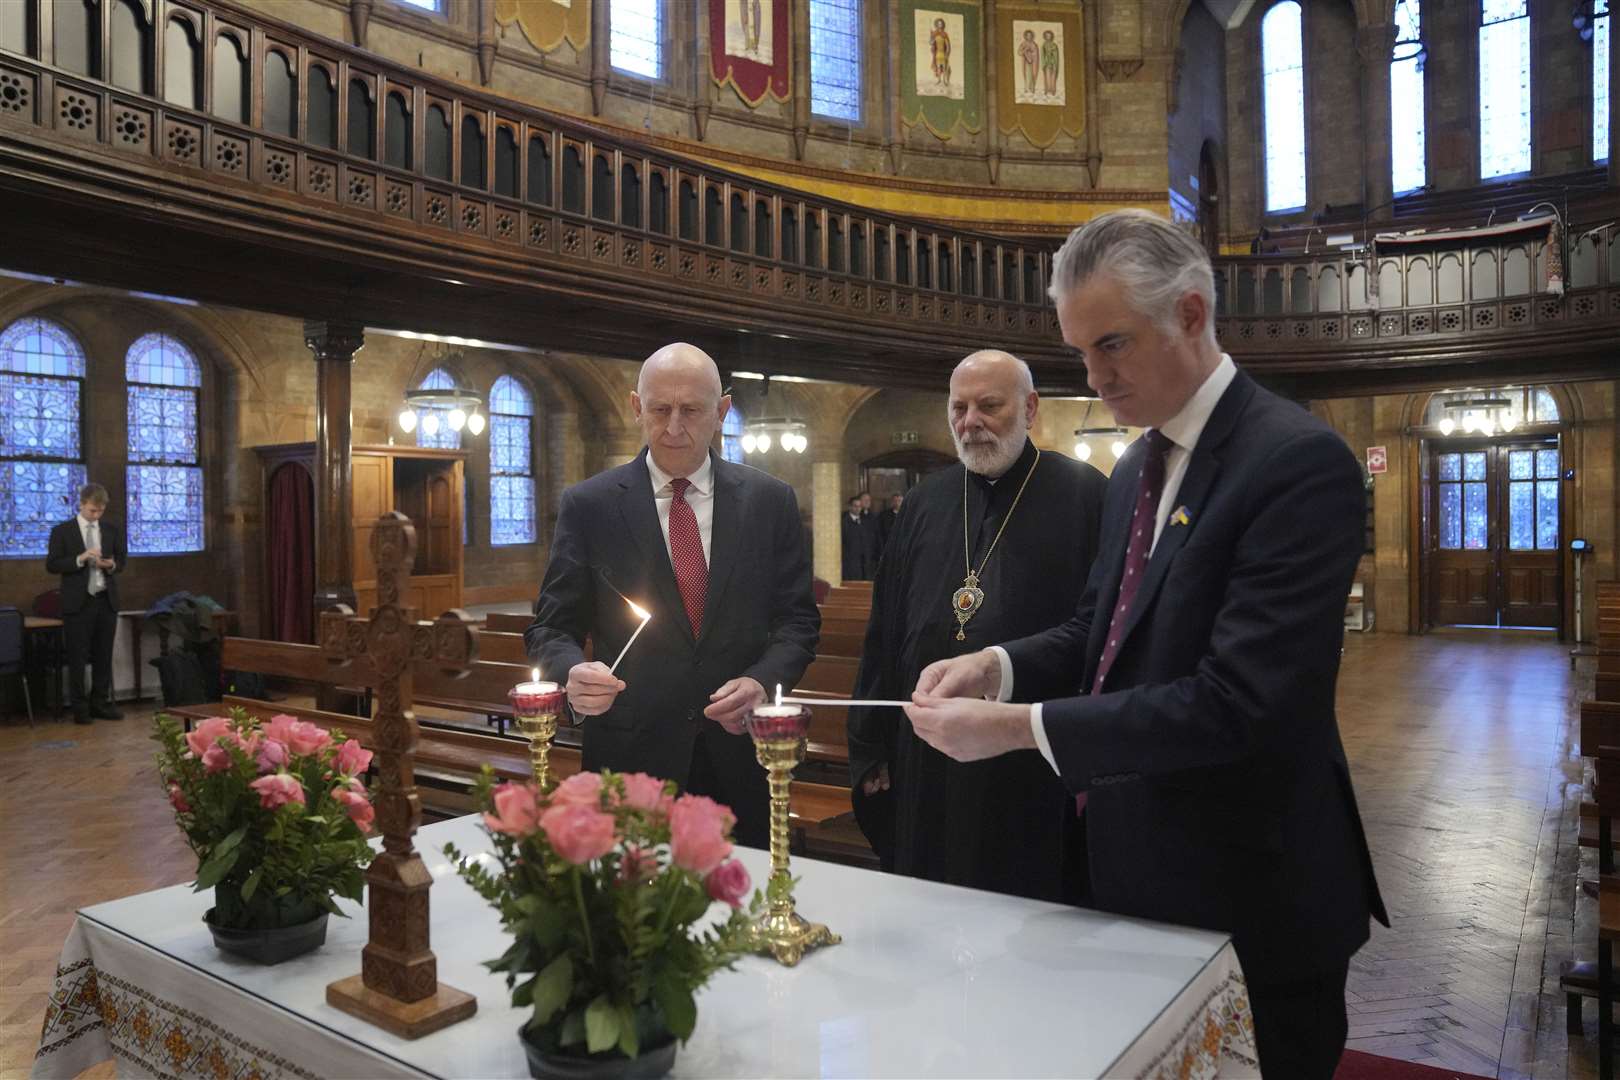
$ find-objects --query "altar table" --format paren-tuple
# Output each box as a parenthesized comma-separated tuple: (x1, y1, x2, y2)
(33, 816, 1257, 1079)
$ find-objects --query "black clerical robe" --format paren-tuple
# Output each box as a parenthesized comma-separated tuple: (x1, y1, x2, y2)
(848, 438, 1107, 902)
(840, 512, 870, 580)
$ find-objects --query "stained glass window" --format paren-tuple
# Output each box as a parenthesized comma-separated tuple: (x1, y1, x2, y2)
(1508, 447, 1560, 551)
(397, 0, 443, 9)
(1436, 451, 1489, 550)
(126, 332, 204, 554)
(810, 0, 862, 123)
(611, 0, 662, 80)
(1479, 0, 1531, 179)
(489, 374, 535, 546)
(721, 405, 745, 464)
(0, 318, 87, 558)
(1261, 2, 1307, 213)
(416, 367, 463, 450)
(1598, 1, 1611, 162)
(1391, 0, 1426, 194)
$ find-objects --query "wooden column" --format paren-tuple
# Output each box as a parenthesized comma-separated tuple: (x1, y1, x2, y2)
(791, 0, 811, 158)
(983, 0, 1000, 183)
(305, 320, 364, 613)
(590, 0, 611, 114)
(1357, 24, 1397, 221)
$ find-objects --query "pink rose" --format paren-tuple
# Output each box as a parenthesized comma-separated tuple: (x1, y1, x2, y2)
(484, 781, 542, 837)
(617, 772, 672, 815)
(618, 845, 660, 884)
(540, 803, 617, 865)
(704, 858, 751, 909)
(249, 773, 306, 810)
(332, 784, 375, 830)
(184, 716, 232, 758)
(167, 782, 191, 814)
(201, 742, 234, 774)
(255, 738, 289, 774)
(669, 794, 735, 874)
(550, 772, 604, 809)
(286, 721, 332, 757)
(262, 714, 298, 746)
(333, 739, 373, 777)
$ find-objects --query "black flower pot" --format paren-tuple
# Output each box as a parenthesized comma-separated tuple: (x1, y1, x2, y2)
(518, 1025, 677, 1080)
(203, 908, 329, 965)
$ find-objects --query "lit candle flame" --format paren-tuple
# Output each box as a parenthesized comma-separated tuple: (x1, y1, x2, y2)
(530, 667, 540, 684)
(775, 684, 783, 707)
(628, 600, 651, 622)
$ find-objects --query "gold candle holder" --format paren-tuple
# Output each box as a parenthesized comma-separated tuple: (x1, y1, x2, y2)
(744, 703, 840, 967)
(509, 681, 565, 791)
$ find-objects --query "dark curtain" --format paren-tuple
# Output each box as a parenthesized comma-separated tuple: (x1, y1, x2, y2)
(267, 463, 314, 643)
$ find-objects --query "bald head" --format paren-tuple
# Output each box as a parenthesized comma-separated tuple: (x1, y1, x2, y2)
(948, 350, 1039, 477)
(632, 342, 731, 477)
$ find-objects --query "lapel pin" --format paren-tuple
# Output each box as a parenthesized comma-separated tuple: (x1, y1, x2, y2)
(1169, 506, 1191, 527)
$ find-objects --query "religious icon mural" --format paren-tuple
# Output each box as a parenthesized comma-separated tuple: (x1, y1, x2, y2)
(1012, 20, 1063, 106)
(494, 0, 589, 54)
(725, 0, 772, 66)
(914, 9, 965, 99)
(996, 4, 1084, 149)
(900, 0, 982, 139)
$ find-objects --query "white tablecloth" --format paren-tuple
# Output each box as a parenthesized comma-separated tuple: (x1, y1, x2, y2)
(33, 816, 1257, 1079)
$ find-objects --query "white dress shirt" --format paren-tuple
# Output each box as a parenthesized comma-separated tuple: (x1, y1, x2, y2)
(78, 514, 106, 595)
(646, 452, 715, 566)
(995, 355, 1239, 771)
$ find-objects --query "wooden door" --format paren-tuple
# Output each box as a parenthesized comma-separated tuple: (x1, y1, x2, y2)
(1431, 447, 1496, 626)
(351, 451, 392, 614)
(1498, 442, 1561, 629)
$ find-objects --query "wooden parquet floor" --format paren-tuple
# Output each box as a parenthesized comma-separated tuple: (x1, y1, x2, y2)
(0, 630, 1604, 1079)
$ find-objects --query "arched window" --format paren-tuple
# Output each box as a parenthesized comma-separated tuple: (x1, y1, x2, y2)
(1260, 1, 1306, 213)
(125, 333, 204, 554)
(0, 318, 87, 558)
(1391, 0, 1425, 194)
(721, 405, 745, 464)
(1479, 0, 1531, 178)
(488, 375, 535, 546)
(810, 0, 862, 122)
(415, 367, 462, 449)
(1596, 0, 1611, 162)
(611, 0, 662, 79)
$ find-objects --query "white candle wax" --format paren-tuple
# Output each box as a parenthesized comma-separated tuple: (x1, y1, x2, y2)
(514, 681, 561, 695)
(750, 705, 807, 718)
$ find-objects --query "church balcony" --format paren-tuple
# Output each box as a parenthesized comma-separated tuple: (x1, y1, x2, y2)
(0, 0, 1065, 391)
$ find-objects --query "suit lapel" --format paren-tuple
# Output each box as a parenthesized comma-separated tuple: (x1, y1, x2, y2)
(697, 454, 740, 649)
(617, 451, 693, 646)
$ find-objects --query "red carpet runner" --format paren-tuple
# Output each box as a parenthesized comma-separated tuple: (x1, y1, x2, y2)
(1334, 1049, 1494, 1080)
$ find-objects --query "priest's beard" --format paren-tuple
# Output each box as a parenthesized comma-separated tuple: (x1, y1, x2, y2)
(953, 416, 1028, 478)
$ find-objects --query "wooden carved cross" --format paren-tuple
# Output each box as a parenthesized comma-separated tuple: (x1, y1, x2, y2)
(319, 511, 479, 1039)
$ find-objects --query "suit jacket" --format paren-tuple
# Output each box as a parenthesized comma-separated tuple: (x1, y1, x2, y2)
(840, 514, 868, 580)
(526, 449, 820, 788)
(46, 518, 126, 614)
(1004, 370, 1388, 985)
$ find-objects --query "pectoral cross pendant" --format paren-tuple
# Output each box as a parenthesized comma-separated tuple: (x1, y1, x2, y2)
(952, 572, 985, 641)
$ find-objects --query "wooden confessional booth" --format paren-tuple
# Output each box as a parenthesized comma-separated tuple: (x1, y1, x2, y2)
(255, 444, 466, 640)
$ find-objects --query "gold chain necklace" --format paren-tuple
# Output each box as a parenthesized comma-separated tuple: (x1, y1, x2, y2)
(952, 449, 1041, 641)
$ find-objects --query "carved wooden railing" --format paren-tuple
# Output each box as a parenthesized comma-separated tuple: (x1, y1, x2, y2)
(0, 0, 1062, 361)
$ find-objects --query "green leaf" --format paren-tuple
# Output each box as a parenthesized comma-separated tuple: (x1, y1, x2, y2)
(616, 1004, 640, 1059)
(559, 1009, 586, 1048)
(193, 845, 242, 890)
(240, 867, 263, 903)
(531, 954, 573, 1025)
(584, 995, 620, 1055)
(652, 978, 697, 1041)
(213, 825, 249, 857)
(511, 975, 536, 1009)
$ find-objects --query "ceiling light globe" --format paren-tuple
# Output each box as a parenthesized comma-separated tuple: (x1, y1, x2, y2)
(1111, 439, 1128, 459)
(421, 412, 440, 437)
(467, 411, 486, 436)
(1438, 418, 1455, 436)
(448, 407, 467, 431)
(757, 433, 772, 453)
(398, 408, 418, 433)
(1075, 441, 1091, 460)
(741, 433, 758, 454)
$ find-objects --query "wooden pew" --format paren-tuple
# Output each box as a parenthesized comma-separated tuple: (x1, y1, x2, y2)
(1564, 697, 1620, 1074)
(483, 611, 532, 634)
(817, 629, 866, 659)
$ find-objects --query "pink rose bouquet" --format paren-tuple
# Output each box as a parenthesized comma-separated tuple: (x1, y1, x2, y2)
(154, 709, 376, 932)
(447, 770, 760, 1064)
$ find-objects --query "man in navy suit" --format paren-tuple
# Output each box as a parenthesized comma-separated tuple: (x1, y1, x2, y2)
(526, 343, 820, 847)
(45, 483, 127, 724)
(905, 210, 1387, 1079)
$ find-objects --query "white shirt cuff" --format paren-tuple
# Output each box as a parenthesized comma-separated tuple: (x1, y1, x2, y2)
(1029, 703, 1057, 774)
(988, 646, 1015, 703)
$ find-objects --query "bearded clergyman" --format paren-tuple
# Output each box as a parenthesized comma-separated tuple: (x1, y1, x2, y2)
(846, 350, 1108, 902)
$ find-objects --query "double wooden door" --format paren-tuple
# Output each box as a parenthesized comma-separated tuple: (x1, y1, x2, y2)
(1429, 439, 1561, 629)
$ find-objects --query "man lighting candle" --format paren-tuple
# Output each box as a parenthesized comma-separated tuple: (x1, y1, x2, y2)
(526, 343, 820, 847)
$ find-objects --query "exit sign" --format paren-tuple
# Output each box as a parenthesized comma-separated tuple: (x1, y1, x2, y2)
(891, 431, 919, 446)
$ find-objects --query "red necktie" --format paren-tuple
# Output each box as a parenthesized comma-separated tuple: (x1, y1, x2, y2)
(1077, 430, 1172, 815)
(668, 477, 708, 637)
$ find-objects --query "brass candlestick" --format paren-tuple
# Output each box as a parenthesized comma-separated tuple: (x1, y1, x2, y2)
(744, 704, 840, 967)
(509, 683, 565, 791)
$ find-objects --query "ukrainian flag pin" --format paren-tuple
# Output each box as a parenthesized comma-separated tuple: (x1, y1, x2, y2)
(1170, 506, 1191, 527)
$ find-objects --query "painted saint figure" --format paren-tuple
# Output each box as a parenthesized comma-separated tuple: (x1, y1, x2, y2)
(1018, 29, 1040, 94)
(746, 0, 762, 55)
(1041, 29, 1060, 96)
(930, 18, 952, 88)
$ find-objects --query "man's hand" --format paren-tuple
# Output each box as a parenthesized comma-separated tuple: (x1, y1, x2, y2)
(913, 649, 1003, 700)
(567, 661, 625, 717)
(78, 548, 101, 566)
(860, 762, 891, 796)
(96, 557, 116, 571)
(903, 696, 1035, 762)
(704, 676, 766, 735)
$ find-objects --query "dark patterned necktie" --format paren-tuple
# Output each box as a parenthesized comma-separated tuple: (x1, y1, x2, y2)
(668, 478, 708, 636)
(1076, 430, 1172, 815)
